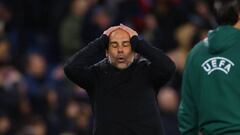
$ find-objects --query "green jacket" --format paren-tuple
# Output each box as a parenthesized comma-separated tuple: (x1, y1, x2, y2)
(178, 26, 240, 135)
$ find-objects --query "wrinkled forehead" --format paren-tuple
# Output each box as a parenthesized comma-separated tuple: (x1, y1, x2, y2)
(109, 28, 130, 42)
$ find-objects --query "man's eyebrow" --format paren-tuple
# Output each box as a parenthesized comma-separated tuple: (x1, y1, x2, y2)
(110, 41, 118, 44)
(122, 41, 130, 44)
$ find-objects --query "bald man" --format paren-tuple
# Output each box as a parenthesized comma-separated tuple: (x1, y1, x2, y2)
(64, 25, 176, 135)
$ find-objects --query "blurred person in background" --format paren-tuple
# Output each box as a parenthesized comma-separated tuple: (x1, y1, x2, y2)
(0, 37, 23, 132)
(18, 116, 47, 135)
(152, 0, 188, 52)
(142, 13, 162, 48)
(178, 0, 240, 134)
(60, 0, 91, 59)
(81, 5, 111, 45)
(0, 36, 11, 64)
(23, 52, 49, 115)
(64, 24, 175, 135)
(190, 0, 217, 30)
(0, 113, 11, 135)
(0, 2, 12, 37)
(157, 22, 198, 135)
(112, 0, 149, 31)
(157, 86, 180, 135)
(61, 98, 91, 135)
(166, 22, 198, 91)
(172, 23, 197, 73)
(62, 99, 80, 133)
(43, 90, 62, 135)
(190, 0, 217, 46)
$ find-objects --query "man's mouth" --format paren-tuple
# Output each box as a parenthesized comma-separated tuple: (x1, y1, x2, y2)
(117, 57, 125, 63)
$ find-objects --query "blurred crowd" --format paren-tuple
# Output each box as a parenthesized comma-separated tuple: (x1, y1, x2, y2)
(0, 0, 218, 134)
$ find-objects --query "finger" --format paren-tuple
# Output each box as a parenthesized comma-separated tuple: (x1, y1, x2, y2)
(120, 23, 128, 27)
(106, 27, 119, 35)
(119, 24, 128, 29)
(120, 24, 132, 32)
(104, 26, 120, 35)
(109, 26, 120, 31)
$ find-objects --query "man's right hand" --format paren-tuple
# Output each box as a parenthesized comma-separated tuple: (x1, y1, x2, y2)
(103, 26, 120, 36)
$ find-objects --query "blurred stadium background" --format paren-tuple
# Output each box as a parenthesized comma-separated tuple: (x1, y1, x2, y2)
(0, 0, 217, 134)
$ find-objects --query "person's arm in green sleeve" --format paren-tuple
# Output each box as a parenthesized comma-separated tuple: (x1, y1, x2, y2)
(178, 55, 199, 135)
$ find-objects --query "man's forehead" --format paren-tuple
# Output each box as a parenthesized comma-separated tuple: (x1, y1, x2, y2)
(109, 28, 130, 39)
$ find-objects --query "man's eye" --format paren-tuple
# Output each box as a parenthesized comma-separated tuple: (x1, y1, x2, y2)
(111, 43, 118, 48)
(123, 43, 130, 47)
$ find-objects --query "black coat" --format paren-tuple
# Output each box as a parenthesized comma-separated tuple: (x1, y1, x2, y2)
(64, 35, 176, 135)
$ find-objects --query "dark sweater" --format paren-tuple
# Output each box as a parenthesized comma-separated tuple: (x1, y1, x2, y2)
(64, 35, 176, 135)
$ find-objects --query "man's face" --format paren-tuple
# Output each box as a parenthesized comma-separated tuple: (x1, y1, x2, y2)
(106, 28, 135, 69)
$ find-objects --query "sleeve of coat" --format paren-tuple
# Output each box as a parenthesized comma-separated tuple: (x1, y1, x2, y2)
(178, 53, 199, 135)
(64, 35, 108, 92)
(130, 36, 176, 89)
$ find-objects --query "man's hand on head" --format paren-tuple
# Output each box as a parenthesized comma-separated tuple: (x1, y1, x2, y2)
(103, 26, 120, 36)
(120, 24, 138, 38)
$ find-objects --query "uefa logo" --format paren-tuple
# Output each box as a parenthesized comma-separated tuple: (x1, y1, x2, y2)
(201, 57, 235, 75)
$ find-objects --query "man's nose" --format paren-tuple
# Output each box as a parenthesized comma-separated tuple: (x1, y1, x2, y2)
(117, 46, 123, 53)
